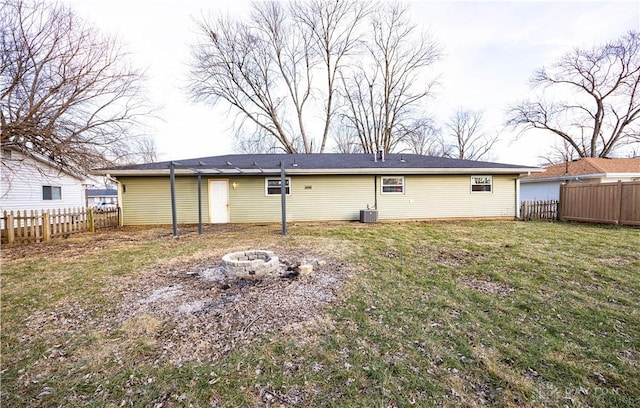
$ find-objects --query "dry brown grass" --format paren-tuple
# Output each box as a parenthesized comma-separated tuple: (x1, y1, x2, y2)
(2, 221, 639, 407)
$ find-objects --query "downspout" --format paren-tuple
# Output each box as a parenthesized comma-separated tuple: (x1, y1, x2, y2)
(197, 172, 202, 234)
(105, 174, 123, 227)
(169, 161, 178, 237)
(374, 175, 378, 209)
(515, 177, 521, 220)
(280, 160, 287, 236)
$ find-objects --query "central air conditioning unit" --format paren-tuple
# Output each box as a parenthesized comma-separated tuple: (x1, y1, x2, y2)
(360, 209, 378, 223)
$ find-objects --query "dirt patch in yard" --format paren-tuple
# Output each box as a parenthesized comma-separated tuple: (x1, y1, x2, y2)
(458, 276, 515, 297)
(110, 249, 350, 364)
(9, 226, 354, 373)
(412, 243, 488, 268)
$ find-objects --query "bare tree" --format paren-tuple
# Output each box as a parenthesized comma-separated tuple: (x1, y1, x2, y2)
(538, 139, 578, 166)
(443, 108, 498, 160)
(0, 0, 150, 174)
(290, 0, 370, 152)
(339, 2, 442, 154)
(507, 31, 640, 158)
(398, 118, 443, 156)
(125, 136, 158, 164)
(189, 0, 368, 153)
(332, 131, 363, 153)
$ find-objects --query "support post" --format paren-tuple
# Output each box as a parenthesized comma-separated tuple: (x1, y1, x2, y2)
(280, 160, 287, 236)
(42, 211, 51, 241)
(170, 161, 178, 237)
(615, 180, 623, 225)
(515, 178, 521, 220)
(7, 211, 15, 244)
(558, 183, 565, 222)
(197, 172, 203, 234)
(88, 208, 95, 233)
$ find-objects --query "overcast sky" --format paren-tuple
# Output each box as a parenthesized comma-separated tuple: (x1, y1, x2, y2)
(65, 0, 640, 166)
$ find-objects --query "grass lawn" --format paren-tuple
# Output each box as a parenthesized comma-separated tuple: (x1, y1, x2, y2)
(1, 221, 639, 407)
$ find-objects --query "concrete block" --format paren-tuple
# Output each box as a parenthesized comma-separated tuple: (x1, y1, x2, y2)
(299, 264, 313, 276)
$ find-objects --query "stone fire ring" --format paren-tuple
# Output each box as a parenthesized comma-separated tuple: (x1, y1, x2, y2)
(222, 250, 279, 278)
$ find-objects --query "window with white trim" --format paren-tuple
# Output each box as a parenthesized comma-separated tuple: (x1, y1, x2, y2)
(381, 176, 404, 194)
(265, 177, 291, 196)
(471, 176, 492, 192)
(42, 185, 62, 200)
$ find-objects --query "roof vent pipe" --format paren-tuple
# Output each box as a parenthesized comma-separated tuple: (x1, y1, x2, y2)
(374, 151, 377, 162)
(378, 150, 385, 162)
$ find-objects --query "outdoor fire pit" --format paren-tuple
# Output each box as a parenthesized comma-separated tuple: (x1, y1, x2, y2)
(221, 250, 279, 278)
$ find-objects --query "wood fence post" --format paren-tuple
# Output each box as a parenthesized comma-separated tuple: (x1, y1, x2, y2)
(88, 208, 95, 233)
(29, 210, 35, 241)
(7, 211, 15, 244)
(558, 184, 565, 221)
(63, 208, 68, 234)
(18, 210, 24, 242)
(43, 211, 51, 241)
(50, 209, 56, 237)
(616, 180, 623, 225)
(35, 210, 41, 241)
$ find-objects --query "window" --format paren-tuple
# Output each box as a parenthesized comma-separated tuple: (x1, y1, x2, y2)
(471, 176, 492, 192)
(265, 177, 290, 196)
(381, 176, 404, 194)
(42, 185, 62, 200)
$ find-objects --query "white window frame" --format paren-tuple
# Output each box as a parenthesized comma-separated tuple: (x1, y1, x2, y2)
(471, 175, 492, 193)
(381, 176, 405, 194)
(42, 185, 62, 200)
(265, 177, 291, 196)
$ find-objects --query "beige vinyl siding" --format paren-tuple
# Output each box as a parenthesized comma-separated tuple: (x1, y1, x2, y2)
(119, 176, 208, 225)
(117, 174, 517, 225)
(376, 175, 516, 219)
(227, 176, 279, 223)
(229, 175, 375, 222)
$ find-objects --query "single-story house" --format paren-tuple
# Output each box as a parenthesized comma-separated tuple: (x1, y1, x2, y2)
(93, 153, 541, 225)
(1, 147, 86, 214)
(520, 157, 640, 202)
(86, 188, 118, 207)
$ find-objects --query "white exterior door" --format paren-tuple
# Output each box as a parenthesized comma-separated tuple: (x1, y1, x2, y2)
(208, 180, 229, 223)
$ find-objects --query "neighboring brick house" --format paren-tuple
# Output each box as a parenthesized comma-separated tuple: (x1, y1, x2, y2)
(520, 157, 640, 202)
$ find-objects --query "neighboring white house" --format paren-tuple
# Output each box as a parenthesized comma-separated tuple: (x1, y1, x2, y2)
(520, 157, 640, 202)
(1, 148, 86, 213)
(86, 188, 118, 207)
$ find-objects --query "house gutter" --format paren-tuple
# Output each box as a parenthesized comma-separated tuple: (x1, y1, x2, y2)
(515, 177, 520, 219)
(105, 173, 124, 227)
(170, 162, 178, 237)
(520, 174, 605, 183)
(280, 160, 287, 236)
(521, 171, 640, 184)
(96, 167, 542, 177)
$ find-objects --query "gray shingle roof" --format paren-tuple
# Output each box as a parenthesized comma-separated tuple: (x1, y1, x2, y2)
(87, 189, 117, 197)
(95, 153, 537, 175)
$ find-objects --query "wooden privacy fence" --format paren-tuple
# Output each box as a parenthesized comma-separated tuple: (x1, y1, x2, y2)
(559, 181, 640, 226)
(1, 207, 120, 245)
(520, 200, 559, 221)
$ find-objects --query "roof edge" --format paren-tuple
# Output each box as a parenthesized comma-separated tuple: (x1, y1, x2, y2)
(521, 171, 640, 183)
(95, 167, 541, 177)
